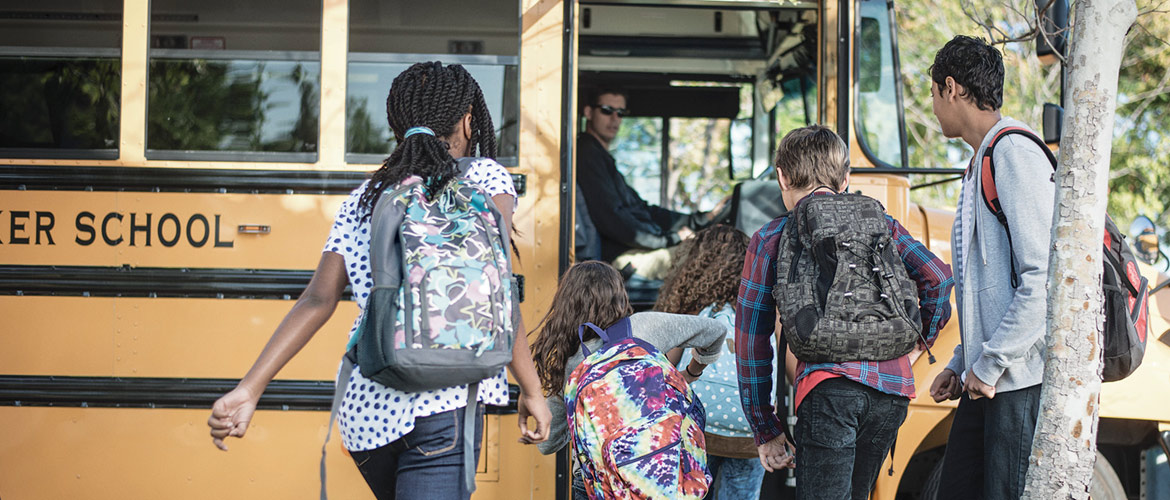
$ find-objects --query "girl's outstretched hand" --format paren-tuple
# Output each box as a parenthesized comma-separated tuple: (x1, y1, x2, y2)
(516, 392, 552, 444)
(208, 386, 260, 451)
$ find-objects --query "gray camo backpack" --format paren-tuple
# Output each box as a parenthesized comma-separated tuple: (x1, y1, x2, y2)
(772, 192, 924, 363)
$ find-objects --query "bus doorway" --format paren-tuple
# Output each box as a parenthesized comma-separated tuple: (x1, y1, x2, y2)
(564, 2, 819, 498)
(573, 0, 817, 307)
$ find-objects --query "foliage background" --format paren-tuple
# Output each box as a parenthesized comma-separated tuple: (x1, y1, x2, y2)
(898, 0, 1170, 261)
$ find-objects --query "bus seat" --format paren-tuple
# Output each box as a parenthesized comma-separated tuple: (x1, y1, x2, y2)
(729, 179, 787, 236)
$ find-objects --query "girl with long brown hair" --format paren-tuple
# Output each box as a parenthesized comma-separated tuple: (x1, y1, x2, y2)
(527, 260, 728, 499)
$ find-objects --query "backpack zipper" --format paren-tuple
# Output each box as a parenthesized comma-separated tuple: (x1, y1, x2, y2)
(612, 439, 682, 468)
(471, 207, 504, 334)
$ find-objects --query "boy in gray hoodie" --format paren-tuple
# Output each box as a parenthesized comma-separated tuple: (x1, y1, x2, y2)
(927, 35, 1055, 500)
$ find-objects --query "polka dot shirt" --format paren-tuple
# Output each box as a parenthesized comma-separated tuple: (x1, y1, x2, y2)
(679, 304, 777, 438)
(324, 158, 516, 452)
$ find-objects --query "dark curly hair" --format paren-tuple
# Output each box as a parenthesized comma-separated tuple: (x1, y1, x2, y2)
(531, 261, 634, 396)
(359, 61, 497, 217)
(929, 35, 1004, 111)
(654, 224, 749, 315)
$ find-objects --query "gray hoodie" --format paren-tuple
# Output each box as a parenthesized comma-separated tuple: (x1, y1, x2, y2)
(536, 311, 727, 455)
(945, 117, 1055, 392)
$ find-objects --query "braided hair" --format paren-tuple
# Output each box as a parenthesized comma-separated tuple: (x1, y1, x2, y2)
(359, 61, 497, 216)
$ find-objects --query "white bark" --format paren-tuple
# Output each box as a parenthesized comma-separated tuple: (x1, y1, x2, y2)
(1023, 0, 1136, 498)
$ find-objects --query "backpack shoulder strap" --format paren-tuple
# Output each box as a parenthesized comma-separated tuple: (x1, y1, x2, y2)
(978, 127, 1056, 221)
(577, 316, 634, 357)
(605, 317, 633, 343)
(456, 156, 484, 177)
(578, 323, 608, 357)
(977, 127, 1056, 289)
(456, 155, 522, 353)
(320, 356, 355, 500)
(775, 213, 803, 285)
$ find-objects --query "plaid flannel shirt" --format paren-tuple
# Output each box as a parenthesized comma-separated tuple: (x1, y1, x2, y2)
(735, 201, 954, 445)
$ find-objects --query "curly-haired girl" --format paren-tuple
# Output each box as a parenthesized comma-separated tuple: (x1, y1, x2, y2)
(655, 224, 778, 500)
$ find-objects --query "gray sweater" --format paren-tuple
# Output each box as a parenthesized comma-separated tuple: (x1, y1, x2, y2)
(536, 311, 727, 455)
(945, 118, 1054, 392)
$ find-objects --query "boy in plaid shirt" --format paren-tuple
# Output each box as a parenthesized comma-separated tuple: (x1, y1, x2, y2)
(735, 125, 953, 499)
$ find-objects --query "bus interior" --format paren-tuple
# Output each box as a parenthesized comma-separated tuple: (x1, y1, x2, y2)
(574, 0, 908, 308)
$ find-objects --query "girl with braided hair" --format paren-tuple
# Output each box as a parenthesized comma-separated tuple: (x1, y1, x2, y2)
(208, 62, 551, 500)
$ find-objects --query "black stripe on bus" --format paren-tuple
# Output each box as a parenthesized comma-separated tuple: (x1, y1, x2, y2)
(0, 265, 330, 299)
(0, 266, 524, 302)
(0, 165, 526, 196)
(0, 375, 519, 414)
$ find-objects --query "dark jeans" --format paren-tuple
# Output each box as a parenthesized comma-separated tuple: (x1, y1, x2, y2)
(794, 378, 909, 500)
(350, 406, 483, 500)
(937, 384, 1042, 500)
(572, 469, 589, 500)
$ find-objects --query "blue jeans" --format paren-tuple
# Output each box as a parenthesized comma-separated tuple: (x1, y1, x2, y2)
(937, 384, 1041, 500)
(350, 406, 483, 500)
(794, 378, 908, 500)
(572, 469, 589, 500)
(706, 454, 766, 500)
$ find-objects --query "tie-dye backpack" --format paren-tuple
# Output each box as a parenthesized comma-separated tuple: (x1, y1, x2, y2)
(565, 318, 710, 500)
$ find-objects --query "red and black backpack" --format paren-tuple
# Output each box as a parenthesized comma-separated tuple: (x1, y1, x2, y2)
(977, 127, 1150, 382)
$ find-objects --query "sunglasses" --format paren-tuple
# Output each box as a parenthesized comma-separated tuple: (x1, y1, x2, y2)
(596, 105, 629, 118)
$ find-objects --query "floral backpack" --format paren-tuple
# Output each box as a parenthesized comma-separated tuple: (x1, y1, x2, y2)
(564, 318, 710, 500)
(322, 157, 517, 498)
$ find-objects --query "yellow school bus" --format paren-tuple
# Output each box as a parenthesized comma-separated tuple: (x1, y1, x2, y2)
(1, 1, 1167, 499)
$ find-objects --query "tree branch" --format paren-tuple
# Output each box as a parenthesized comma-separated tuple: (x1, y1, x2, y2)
(1123, 62, 1170, 124)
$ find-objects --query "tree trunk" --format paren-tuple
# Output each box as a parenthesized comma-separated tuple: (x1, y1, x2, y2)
(1023, 0, 1136, 498)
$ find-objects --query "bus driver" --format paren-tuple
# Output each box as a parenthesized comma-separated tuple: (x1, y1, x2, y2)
(575, 87, 715, 277)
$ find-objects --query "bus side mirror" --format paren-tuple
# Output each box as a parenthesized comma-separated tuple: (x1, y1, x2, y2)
(1043, 103, 1063, 145)
(1130, 215, 1161, 265)
(1035, 0, 1070, 64)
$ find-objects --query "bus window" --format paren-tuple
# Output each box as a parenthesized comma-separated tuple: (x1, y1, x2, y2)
(345, 0, 520, 166)
(611, 116, 664, 206)
(601, 82, 745, 212)
(146, 0, 322, 162)
(346, 60, 517, 165)
(670, 83, 754, 212)
(770, 75, 817, 167)
(0, 1, 122, 159)
(729, 84, 753, 178)
(668, 116, 734, 211)
(856, 0, 908, 168)
(578, 2, 816, 225)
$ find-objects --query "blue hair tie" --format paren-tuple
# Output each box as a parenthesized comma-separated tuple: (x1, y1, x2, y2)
(403, 126, 435, 139)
